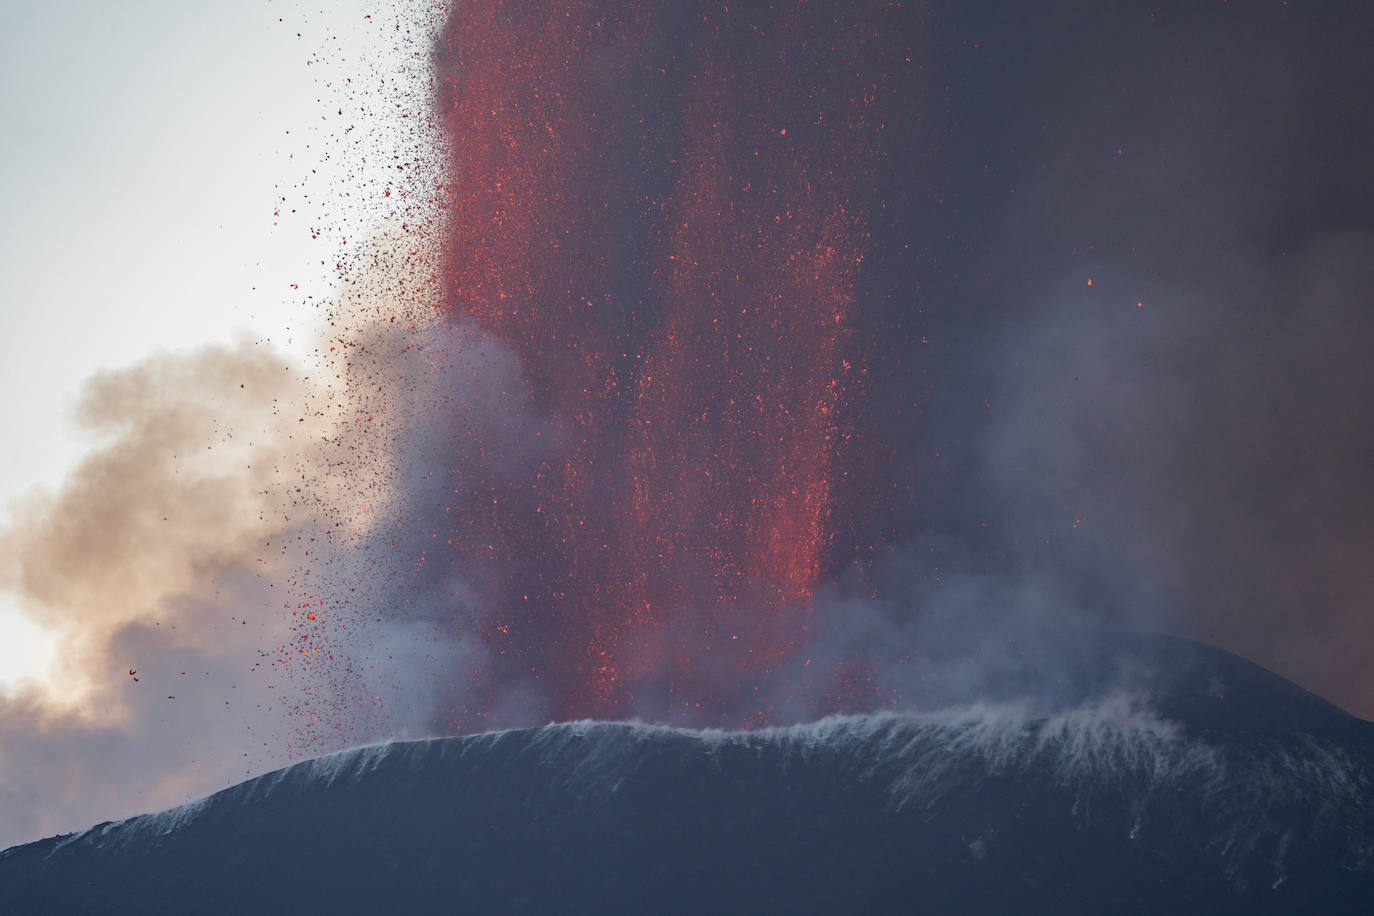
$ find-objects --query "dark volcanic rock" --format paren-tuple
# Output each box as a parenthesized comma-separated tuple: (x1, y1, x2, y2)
(4, 635, 1373, 914)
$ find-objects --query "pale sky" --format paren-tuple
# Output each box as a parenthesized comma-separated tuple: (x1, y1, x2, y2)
(0, 0, 427, 690)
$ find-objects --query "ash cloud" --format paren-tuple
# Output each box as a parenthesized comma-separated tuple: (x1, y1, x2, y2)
(977, 229, 1374, 712)
(884, 2, 1374, 715)
(590, 1, 1374, 725)
(374, 0, 1374, 727)
(314, 297, 564, 732)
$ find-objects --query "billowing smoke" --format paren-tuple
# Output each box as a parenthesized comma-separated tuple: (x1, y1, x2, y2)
(748, 1, 1374, 719)
(0, 340, 314, 846)
(0, 229, 470, 848)
(945, 2, 1374, 716)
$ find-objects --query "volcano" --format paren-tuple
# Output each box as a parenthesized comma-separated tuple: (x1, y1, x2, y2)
(4, 632, 1373, 914)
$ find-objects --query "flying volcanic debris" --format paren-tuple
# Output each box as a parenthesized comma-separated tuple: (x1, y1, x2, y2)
(405, 0, 928, 727)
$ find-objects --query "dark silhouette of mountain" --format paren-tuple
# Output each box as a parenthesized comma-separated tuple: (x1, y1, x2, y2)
(4, 633, 1373, 914)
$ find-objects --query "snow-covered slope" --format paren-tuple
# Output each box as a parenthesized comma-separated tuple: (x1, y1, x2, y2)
(4, 636, 1374, 914)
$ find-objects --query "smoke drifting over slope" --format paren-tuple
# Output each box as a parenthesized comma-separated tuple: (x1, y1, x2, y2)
(0, 340, 316, 844)
(954, 4, 1374, 714)
(1, 4, 455, 848)
(0, 233, 463, 848)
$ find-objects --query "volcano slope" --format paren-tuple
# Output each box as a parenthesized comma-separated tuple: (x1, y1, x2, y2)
(4, 633, 1373, 914)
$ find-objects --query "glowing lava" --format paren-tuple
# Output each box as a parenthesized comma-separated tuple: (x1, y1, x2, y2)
(435, 0, 917, 722)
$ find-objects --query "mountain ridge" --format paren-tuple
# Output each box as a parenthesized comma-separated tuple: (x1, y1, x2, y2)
(5, 634, 1373, 914)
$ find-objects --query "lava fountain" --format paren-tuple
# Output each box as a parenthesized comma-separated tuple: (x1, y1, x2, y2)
(434, 0, 921, 723)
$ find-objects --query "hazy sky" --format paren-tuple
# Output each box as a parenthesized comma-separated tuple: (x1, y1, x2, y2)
(0, 0, 413, 688)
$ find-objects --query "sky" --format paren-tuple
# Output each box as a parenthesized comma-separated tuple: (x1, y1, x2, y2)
(2, 0, 1373, 851)
(0, 0, 426, 686)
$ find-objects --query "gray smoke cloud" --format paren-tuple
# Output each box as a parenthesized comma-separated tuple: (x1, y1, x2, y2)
(913, 2, 1374, 716)
(979, 227, 1374, 713)
(654, 1, 1374, 725)
(0, 230, 503, 850)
